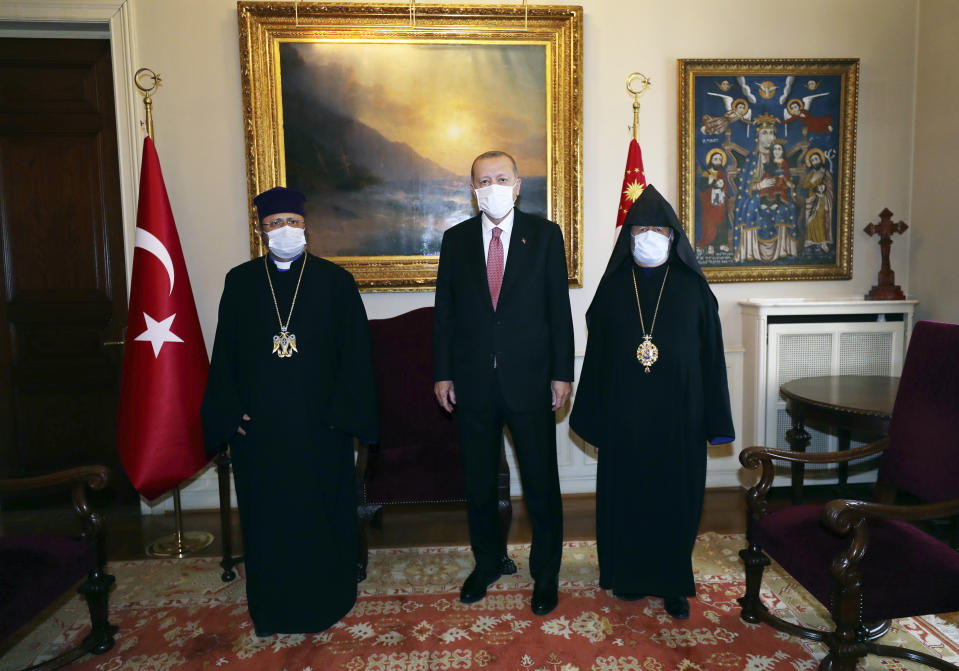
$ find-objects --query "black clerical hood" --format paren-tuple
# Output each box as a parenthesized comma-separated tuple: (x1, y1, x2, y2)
(588, 184, 710, 326)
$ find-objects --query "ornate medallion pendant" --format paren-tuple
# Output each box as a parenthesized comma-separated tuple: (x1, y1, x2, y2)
(636, 334, 658, 374)
(272, 331, 298, 358)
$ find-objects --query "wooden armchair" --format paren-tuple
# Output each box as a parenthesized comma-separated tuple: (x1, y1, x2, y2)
(738, 320, 959, 671)
(356, 307, 513, 581)
(0, 466, 117, 670)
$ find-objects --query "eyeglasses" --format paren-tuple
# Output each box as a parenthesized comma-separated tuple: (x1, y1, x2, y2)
(632, 226, 671, 236)
(262, 217, 305, 230)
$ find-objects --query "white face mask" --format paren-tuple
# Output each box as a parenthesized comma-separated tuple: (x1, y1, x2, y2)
(474, 184, 516, 219)
(632, 230, 672, 267)
(266, 226, 306, 259)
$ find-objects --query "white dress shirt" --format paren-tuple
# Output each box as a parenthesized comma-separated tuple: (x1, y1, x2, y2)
(481, 209, 515, 265)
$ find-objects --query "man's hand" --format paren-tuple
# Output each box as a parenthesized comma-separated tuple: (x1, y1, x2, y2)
(551, 381, 571, 411)
(434, 381, 456, 413)
(236, 413, 251, 435)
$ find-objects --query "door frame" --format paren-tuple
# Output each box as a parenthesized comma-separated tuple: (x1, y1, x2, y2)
(0, 0, 140, 288)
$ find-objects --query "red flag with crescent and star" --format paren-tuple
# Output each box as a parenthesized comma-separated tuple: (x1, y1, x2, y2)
(117, 137, 210, 500)
(615, 138, 647, 228)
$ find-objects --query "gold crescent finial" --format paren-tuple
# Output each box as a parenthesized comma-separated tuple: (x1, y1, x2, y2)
(134, 67, 161, 96)
(134, 68, 161, 140)
(626, 72, 651, 98)
(626, 72, 651, 142)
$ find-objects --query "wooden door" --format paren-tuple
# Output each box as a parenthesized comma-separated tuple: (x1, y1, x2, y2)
(0, 38, 133, 499)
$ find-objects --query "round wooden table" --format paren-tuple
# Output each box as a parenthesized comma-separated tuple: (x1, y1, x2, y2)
(779, 375, 899, 504)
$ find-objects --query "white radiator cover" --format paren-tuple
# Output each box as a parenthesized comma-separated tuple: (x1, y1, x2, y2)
(741, 298, 918, 488)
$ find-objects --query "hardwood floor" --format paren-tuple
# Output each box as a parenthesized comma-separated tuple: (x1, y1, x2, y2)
(0, 488, 748, 562)
(15, 482, 952, 564)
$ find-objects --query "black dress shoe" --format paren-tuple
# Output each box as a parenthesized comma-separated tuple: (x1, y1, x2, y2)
(459, 568, 502, 604)
(500, 555, 518, 575)
(664, 596, 690, 619)
(531, 578, 559, 616)
(612, 590, 646, 601)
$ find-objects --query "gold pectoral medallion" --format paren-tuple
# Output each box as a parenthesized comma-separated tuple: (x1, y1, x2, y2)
(631, 265, 670, 375)
(265, 255, 307, 361)
(636, 334, 658, 373)
(272, 331, 298, 358)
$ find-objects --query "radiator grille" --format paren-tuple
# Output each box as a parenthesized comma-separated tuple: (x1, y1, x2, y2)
(776, 333, 833, 387)
(838, 332, 893, 375)
(768, 324, 901, 482)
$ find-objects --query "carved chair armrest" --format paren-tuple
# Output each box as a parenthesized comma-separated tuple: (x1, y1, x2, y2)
(0, 465, 111, 553)
(740, 438, 890, 517)
(0, 465, 110, 495)
(818, 495, 959, 581)
(823, 496, 959, 535)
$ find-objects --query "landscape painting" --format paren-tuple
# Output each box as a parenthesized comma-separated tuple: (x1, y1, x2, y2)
(237, 2, 583, 291)
(278, 41, 548, 258)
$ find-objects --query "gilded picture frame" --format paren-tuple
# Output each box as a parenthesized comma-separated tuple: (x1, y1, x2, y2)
(238, 2, 583, 292)
(678, 58, 859, 283)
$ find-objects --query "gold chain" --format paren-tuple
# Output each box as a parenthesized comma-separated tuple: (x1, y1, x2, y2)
(264, 254, 307, 331)
(631, 264, 669, 338)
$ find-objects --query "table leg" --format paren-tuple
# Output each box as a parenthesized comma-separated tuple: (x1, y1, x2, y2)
(837, 428, 850, 492)
(785, 401, 811, 505)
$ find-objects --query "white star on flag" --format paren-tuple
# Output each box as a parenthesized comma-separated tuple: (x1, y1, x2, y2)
(135, 312, 184, 358)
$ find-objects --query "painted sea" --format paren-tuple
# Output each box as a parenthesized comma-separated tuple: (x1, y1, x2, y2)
(306, 176, 548, 257)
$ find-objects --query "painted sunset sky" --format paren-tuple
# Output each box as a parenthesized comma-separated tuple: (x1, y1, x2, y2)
(283, 41, 548, 177)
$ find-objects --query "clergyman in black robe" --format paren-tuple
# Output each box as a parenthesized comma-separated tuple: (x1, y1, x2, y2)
(202, 187, 378, 636)
(570, 184, 734, 618)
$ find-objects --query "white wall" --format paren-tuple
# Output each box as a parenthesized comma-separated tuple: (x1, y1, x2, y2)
(910, 0, 959, 324)
(132, 0, 920, 354)
(125, 0, 924, 509)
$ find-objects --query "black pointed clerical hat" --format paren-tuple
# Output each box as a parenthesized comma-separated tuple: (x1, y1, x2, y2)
(587, 184, 712, 326)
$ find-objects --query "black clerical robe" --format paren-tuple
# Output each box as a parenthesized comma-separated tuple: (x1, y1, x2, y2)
(202, 253, 378, 634)
(570, 185, 734, 598)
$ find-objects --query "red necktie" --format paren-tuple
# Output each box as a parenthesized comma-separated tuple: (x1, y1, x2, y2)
(487, 227, 504, 310)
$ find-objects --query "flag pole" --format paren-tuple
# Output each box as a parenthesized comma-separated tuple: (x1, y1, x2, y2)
(626, 71, 651, 141)
(134, 67, 215, 559)
(615, 73, 651, 229)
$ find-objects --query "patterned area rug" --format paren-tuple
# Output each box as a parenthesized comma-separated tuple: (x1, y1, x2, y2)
(2, 533, 958, 670)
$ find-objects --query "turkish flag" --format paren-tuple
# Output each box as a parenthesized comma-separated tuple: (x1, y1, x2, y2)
(117, 137, 210, 500)
(614, 138, 648, 228)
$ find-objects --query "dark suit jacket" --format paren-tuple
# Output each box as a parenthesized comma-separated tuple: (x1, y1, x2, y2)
(433, 210, 574, 412)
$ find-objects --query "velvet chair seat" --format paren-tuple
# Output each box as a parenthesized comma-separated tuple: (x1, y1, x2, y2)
(0, 535, 96, 643)
(0, 466, 116, 669)
(754, 505, 959, 622)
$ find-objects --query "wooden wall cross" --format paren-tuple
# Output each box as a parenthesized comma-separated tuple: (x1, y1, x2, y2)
(863, 207, 908, 300)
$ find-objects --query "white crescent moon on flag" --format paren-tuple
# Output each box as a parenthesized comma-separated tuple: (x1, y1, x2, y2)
(135, 227, 175, 296)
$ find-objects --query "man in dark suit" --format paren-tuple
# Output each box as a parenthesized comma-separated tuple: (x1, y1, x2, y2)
(433, 150, 574, 616)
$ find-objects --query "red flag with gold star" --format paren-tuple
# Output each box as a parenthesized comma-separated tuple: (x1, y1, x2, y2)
(615, 138, 647, 228)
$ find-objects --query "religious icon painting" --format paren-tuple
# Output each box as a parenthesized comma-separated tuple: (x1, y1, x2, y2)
(237, 2, 583, 292)
(678, 59, 859, 283)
